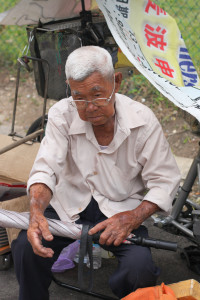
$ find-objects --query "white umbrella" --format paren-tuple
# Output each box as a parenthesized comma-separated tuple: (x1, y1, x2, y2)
(0, 0, 99, 26)
(0, 209, 82, 240)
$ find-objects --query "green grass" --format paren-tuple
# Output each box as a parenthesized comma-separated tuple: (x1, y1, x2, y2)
(0, 0, 199, 69)
(120, 73, 174, 108)
(155, 0, 200, 72)
(0, 0, 27, 67)
(0, 0, 200, 108)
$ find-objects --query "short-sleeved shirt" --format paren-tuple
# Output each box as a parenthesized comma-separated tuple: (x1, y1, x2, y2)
(27, 93, 181, 223)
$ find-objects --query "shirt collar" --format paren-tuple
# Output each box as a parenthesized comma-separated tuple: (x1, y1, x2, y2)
(68, 112, 88, 135)
(114, 94, 146, 132)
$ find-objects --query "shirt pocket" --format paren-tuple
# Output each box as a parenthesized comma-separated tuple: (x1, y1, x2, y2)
(94, 161, 138, 201)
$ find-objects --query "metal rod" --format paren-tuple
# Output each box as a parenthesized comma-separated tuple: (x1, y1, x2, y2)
(81, 0, 86, 11)
(40, 60, 49, 141)
(171, 152, 200, 220)
(22, 56, 50, 141)
(186, 198, 200, 210)
(10, 62, 21, 135)
(171, 219, 194, 238)
(0, 129, 44, 155)
(52, 276, 118, 300)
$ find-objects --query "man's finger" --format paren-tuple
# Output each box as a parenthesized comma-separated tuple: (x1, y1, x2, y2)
(33, 245, 54, 258)
(29, 230, 54, 257)
(99, 227, 123, 245)
(100, 232, 115, 246)
(38, 219, 53, 241)
(88, 220, 108, 235)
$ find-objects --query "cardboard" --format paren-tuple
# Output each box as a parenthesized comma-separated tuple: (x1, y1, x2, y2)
(0, 134, 40, 183)
(0, 134, 39, 244)
(168, 279, 200, 299)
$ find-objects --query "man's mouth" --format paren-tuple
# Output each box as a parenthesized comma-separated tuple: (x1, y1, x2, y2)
(87, 115, 103, 120)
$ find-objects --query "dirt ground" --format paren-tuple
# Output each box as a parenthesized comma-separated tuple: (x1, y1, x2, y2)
(1, 68, 200, 158)
(0, 68, 200, 205)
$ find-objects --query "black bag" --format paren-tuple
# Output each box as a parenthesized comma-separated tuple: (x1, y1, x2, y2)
(27, 13, 118, 101)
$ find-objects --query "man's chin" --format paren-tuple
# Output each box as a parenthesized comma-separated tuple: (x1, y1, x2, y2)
(87, 116, 105, 125)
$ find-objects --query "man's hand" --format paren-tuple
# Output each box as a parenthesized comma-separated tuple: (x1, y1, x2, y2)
(89, 200, 159, 246)
(89, 210, 137, 246)
(27, 183, 53, 258)
(27, 211, 54, 258)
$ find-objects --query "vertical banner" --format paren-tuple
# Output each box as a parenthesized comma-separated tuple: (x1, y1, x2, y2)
(96, 0, 200, 122)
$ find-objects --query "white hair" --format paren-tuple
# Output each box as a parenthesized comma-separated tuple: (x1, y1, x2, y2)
(65, 46, 114, 81)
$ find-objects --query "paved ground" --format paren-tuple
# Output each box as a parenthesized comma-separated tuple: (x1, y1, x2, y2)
(0, 217, 200, 300)
(0, 156, 199, 299)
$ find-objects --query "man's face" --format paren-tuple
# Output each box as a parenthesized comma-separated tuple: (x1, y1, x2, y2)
(68, 72, 117, 127)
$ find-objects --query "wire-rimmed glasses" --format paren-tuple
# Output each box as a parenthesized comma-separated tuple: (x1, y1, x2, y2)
(70, 78, 115, 110)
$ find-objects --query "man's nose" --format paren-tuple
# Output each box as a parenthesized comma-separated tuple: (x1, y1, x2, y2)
(86, 101, 98, 111)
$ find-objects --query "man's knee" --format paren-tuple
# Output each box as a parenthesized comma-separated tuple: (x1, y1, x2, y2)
(131, 246, 159, 286)
(11, 230, 32, 259)
(109, 245, 160, 298)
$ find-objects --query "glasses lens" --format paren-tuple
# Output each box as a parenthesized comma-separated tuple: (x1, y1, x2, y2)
(93, 98, 109, 106)
(71, 100, 86, 110)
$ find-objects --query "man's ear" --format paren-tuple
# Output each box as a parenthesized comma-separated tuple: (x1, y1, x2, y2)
(114, 72, 123, 93)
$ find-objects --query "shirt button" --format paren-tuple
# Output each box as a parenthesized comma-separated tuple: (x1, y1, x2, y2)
(79, 207, 82, 211)
(98, 152, 102, 155)
(93, 171, 98, 175)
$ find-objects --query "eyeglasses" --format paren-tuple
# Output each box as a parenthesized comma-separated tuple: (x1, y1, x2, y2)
(70, 79, 115, 110)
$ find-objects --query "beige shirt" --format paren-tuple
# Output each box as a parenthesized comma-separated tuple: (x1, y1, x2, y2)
(27, 93, 181, 222)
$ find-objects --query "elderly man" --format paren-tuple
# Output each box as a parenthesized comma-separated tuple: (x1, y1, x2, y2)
(11, 46, 180, 300)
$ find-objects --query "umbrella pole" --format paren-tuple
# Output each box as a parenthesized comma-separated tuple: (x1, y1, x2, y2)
(81, 0, 85, 11)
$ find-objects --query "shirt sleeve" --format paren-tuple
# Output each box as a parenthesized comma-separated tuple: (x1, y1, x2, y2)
(27, 107, 69, 195)
(137, 111, 181, 213)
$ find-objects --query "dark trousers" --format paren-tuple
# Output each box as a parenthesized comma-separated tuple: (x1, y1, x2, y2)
(11, 198, 160, 300)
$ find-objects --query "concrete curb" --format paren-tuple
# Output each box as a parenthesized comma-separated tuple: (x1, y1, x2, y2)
(174, 156, 193, 180)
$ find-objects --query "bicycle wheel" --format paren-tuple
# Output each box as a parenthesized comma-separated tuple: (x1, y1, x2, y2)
(26, 115, 48, 142)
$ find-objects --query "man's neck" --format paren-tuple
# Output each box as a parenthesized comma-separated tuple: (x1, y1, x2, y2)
(92, 115, 115, 146)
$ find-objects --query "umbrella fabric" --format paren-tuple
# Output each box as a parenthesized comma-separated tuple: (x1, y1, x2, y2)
(0, 209, 82, 240)
(0, 0, 99, 26)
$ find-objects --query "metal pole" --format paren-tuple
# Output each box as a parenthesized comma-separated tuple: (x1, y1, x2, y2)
(81, 0, 86, 11)
(0, 129, 44, 155)
(52, 276, 118, 300)
(21, 56, 50, 141)
(10, 61, 21, 135)
(171, 147, 200, 220)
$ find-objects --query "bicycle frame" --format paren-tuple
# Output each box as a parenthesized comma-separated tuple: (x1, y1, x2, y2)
(9, 56, 49, 141)
(153, 142, 200, 244)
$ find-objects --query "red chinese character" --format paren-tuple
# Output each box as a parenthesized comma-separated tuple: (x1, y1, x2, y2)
(145, 24, 167, 51)
(155, 59, 174, 78)
(145, 0, 166, 16)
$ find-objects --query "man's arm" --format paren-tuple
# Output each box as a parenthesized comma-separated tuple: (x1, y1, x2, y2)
(27, 183, 54, 258)
(89, 200, 159, 246)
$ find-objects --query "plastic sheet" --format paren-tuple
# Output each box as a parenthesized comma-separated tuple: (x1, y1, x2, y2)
(51, 240, 80, 272)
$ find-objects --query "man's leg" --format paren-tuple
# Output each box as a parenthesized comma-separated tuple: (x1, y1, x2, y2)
(102, 226, 160, 299)
(11, 206, 74, 300)
(78, 198, 160, 298)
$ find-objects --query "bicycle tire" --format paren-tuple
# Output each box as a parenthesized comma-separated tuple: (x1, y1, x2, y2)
(26, 115, 48, 142)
